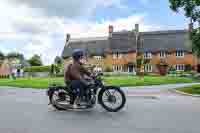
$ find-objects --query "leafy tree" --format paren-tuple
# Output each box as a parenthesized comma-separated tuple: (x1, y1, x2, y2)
(54, 56, 63, 65)
(0, 51, 5, 60)
(28, 54, 43, 66)
(7, 52, 24, 60)
(169, 0, 200, 56)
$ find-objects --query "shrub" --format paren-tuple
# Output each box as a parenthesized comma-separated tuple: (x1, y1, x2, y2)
(185, 64, 192, 72)
(24, 66, 51, 72)
(0, 75, 9, 79)
(56, 73, 64, 77)
(168, 66, 176, 74)
(104, 66, 112, 72)
(143, 72, 149, 76)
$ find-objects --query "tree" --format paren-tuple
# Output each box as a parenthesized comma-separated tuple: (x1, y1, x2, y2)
(28, 54, 43, 66)
(6, 52, 24, 60)
(169, 0, 200, 56)
(54, 56, 63, 65)
(0, 51, 5, 61)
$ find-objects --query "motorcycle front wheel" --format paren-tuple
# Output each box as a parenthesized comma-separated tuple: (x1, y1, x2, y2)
(98, 86, 126, 112)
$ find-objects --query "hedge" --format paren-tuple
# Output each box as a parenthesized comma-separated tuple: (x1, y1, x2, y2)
(24, 66, 51, 72)
(0, 75, 9, 79)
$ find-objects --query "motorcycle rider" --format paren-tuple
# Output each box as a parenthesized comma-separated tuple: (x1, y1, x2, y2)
(64, 49, 92, 105)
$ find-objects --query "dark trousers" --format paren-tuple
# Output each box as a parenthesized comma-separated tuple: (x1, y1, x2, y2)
(65, 80, 87, 104)
(70, 80, 87, 97)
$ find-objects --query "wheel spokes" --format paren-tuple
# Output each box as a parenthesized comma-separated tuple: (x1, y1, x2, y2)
(105, 90, 112, 97)
(102, 89, 123, 109)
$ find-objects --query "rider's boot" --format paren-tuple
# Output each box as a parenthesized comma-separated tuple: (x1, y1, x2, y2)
(77, 96, 89, 106)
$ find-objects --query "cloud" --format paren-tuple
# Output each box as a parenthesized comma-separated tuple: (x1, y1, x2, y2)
(0, 3, 162, 65)
(8, 0, 126, 18)
(0, 0, 185, 65)
(63, 14, 163, 38)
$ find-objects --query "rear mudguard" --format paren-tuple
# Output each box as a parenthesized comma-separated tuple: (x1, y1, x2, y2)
(47, 85, 67, 105)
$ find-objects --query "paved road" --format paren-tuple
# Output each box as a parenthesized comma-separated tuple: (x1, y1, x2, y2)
(0, 84, 200, 133)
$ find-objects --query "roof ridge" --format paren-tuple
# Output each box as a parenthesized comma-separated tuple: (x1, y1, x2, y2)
(141, 29, 188, 35)
(70, 36, 108, 42)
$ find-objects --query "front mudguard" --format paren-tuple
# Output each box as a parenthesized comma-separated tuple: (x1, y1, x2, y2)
(97, 86, 121, 102)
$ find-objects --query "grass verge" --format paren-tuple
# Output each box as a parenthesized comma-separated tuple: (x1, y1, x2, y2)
(0, 76, 198, 89)
(176, 84, 200, 95)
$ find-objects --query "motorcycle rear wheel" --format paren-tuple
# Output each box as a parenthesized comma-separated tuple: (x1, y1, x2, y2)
(50, 89, 70, 110)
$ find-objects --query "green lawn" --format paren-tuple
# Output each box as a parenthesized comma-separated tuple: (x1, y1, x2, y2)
(0, 76, 198, 89)
(177, 85, 200, 95)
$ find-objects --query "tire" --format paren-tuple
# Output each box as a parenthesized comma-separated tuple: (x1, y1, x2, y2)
(98, 86, 126, 112)
(49, 91, 67, 111)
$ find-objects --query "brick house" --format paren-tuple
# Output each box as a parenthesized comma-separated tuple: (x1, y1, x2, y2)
(0, 58, 29, 77)
(61, 24, 198, 73)
(0, 60, 11, 76)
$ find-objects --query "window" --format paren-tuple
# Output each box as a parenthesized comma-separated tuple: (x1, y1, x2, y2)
(176, 64, 185, 71)
(94, 67, 103, 73)
(112, 65, 123, 72)
(144, 52, 152, 59)
(118, 54, 122, 59)
(144, 64, 152, 72)
(113, 54, 117, 59)
(94, 56, 102, 60)
(160, 51, 166, 58)
(176, 50, 184, 57)
(113, 52, 123, 59)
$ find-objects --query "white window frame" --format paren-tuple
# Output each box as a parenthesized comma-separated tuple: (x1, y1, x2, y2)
(176, 50, 184, 58)
(113, 53, 123, 59)
(160, 51, 166, 58)
(94, 56, 102, 60)
(113, 54, 117, 59)
(118, 53, 123, 59)
(144, 64, 153, 72)
(144, 52, 152, 59)
(113, 65, 123, 72)
(175, 64, 185, 71)
(94, 66, 103, 73)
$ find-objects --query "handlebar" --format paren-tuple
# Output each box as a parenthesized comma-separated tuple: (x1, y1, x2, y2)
(91, 72, 103, 79)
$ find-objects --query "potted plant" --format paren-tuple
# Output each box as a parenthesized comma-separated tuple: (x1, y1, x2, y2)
(157, 59, 168, 76)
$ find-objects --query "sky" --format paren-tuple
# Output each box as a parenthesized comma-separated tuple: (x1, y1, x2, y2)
(0, 0, 190, 65)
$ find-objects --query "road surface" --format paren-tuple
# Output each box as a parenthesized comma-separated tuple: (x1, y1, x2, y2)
(0, 84, 200, 133)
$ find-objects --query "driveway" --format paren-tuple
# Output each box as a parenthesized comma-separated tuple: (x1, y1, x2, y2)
(0, 84, 200, 133)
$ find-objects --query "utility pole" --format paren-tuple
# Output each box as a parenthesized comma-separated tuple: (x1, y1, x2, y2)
(135, 24, 143, 76)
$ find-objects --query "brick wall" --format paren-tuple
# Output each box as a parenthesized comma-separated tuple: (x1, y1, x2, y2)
(104, 52, 136, 67)
(148, 52, 198, 73)
(0, 61, 11, 75)
(63, 51, 198, 73)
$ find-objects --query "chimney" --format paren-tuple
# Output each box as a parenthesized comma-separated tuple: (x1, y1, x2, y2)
(66, 34, 70, 42)
(135, 24, 139, 33)
(108, 25, 113, 37)
(65, 33, 70, 46)
(189, 22, 193, 33)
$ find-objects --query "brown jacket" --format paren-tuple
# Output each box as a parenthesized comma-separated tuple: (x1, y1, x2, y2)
(64, 62, 91, 81)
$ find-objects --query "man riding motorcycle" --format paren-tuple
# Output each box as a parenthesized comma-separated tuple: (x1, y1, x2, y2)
(64, 49, 92, 105)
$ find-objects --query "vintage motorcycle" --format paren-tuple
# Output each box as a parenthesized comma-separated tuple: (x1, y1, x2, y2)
(46, 73, 126, 112)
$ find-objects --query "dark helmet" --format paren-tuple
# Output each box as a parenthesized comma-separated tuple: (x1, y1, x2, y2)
(72, 49, 84, 61)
